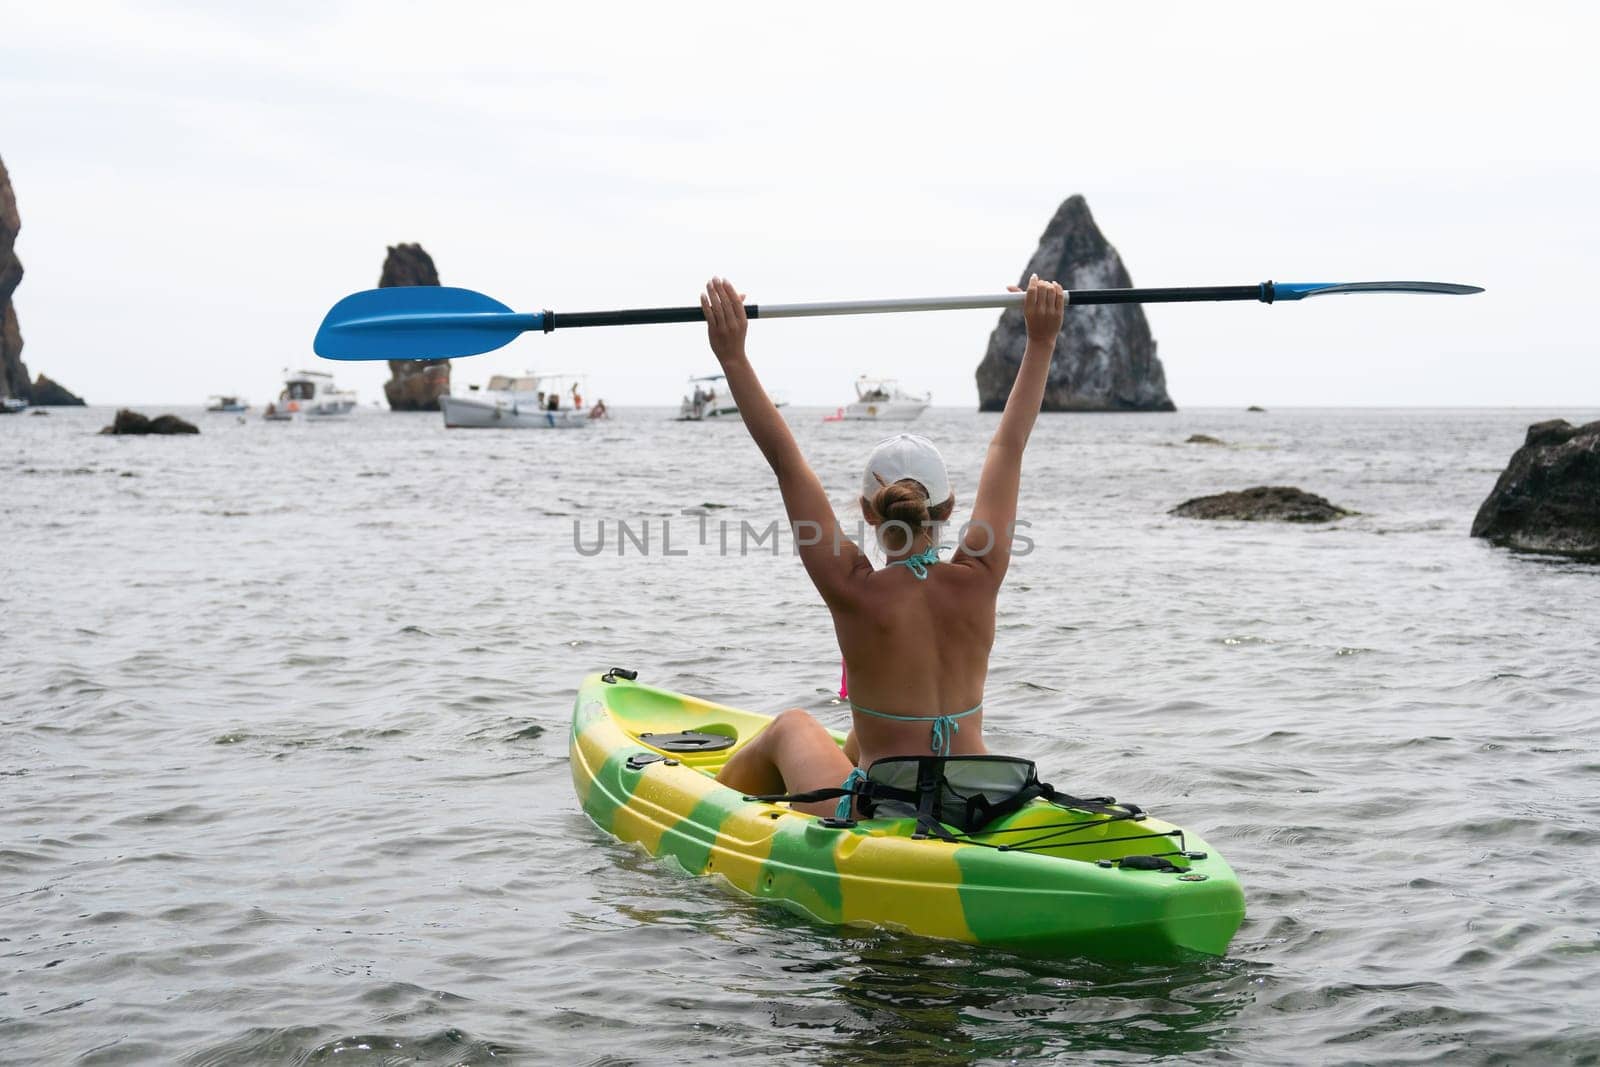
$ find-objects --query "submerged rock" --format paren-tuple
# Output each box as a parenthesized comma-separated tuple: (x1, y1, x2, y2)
(1186, 434, 1226, 446)
(1471, 419, 1600, 558)
(1171, 486, 1350, 523)
(975, 195, 1174, 413)
(101, 409, 199, 435)
(31, 372, 85, 406)
(379, 243, 451, 412)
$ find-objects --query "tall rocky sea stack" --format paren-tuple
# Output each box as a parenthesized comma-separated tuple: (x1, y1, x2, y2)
(976, 196, 1174, 412)
(1, 155, 85, 406)
(1, 154, 31, 403)
(380, 243, 451, 411)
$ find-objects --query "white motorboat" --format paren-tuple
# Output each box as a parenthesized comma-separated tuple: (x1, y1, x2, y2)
(831, 376, 930, 422)
(1, 396, 26, 414)
(676, 374, 786, 421)
(206, 394, 249, 413)
(263, 370, 357, 421)
(441, 373, 595, 429)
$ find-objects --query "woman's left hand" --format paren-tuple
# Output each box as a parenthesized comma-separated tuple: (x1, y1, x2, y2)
(701, 277, 748, 363)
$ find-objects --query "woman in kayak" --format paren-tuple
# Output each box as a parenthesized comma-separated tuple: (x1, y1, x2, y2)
(704, 274, 1065, 815)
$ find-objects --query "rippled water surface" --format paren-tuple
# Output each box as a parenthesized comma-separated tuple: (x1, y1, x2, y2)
(4, 404, 1599, 1065)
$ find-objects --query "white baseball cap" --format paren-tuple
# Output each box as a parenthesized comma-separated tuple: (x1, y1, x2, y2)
(861, 433, 952, 505)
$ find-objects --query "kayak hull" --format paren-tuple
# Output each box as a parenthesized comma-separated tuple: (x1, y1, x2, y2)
(570, 672, 1245, 961)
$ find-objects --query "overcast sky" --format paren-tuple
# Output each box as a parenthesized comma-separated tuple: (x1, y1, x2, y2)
(3, 1, 1596, 408)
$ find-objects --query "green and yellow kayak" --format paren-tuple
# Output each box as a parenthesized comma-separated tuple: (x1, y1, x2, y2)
(570, 670, 1245, 961)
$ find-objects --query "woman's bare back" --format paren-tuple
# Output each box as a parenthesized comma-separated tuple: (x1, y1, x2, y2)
(832, 555, 998, 765)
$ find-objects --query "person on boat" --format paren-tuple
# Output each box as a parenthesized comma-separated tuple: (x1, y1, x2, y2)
(588, 398, 608, 420)
(703, 273, 1065, 816)
(546, 392, 561, 412)
(571, 383, 584, 409)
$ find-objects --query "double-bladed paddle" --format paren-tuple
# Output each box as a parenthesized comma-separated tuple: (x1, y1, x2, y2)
(313, 280, 1483, 362)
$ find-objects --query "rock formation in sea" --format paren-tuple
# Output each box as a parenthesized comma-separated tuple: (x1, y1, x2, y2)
(32, 373, 85, 406)
(101, 409, 200, 435)
(2, 155, 86, 406)
(976, 195, 1174, 413)
(1170, 486, 1351, 523)
(1, 154, 28, 404)
(379, 243, 451, 411)
(1186, 434, 1225, 446)
(1471, 419, 1600, 558)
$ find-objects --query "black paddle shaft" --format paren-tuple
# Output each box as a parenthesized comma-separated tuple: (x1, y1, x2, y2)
(542, 306, 734, 331)
(1069, 285, 1269, 304)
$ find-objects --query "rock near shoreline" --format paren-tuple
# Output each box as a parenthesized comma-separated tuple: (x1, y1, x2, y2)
(379, 243, 451, 412)
(975, 195, 1174, 413)
(1471, 419, 1600, 558)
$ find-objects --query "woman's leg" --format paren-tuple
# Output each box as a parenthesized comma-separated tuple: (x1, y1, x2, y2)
(715, 708, 855, 817)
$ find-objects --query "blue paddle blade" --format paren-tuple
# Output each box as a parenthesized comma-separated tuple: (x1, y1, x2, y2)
(314, 286, 544, 361)
(1274, 281, 1484, 301)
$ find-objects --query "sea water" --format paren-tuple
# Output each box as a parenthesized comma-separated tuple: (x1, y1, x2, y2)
(3, 405, 1598, 1065)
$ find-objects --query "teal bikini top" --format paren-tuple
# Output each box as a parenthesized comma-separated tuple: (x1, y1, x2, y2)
(887, 544, 943, 580)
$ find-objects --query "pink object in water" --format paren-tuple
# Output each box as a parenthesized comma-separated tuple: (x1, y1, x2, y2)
(839, 660, 849, 700)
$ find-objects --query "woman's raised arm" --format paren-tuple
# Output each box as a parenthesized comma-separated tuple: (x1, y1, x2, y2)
(954, 275, 1064, 581)
(702, 277, 867, 604)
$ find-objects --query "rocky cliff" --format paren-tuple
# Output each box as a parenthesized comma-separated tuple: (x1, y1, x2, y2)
(1, 155, 85, 406)
(1, 154, 29, 403)
(976, 196, 1174, 412)
(380, 243, 451, 411)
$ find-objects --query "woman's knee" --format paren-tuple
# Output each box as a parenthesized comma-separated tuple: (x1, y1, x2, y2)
(771, 707, 822, 732)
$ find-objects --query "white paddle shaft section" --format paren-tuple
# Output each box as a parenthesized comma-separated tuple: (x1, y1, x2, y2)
(756, 292, 1040, 319)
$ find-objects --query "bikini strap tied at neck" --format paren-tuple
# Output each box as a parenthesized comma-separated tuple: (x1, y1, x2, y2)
(888, 544, 943, 580)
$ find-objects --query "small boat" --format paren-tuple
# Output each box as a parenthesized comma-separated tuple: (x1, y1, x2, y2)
(676, 374, 786, 421)
(835, 376, 930, 422)
(571, 671, 1245, 961)
(1, 397, 27, 415)
(263, 370, 357, 421)
(206, 395, 249, 413)
(440, 373, 592, 429)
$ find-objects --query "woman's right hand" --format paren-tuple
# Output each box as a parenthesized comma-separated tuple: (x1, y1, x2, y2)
(701, 277, 748, 364)
(1008, 273, 1065, 343)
